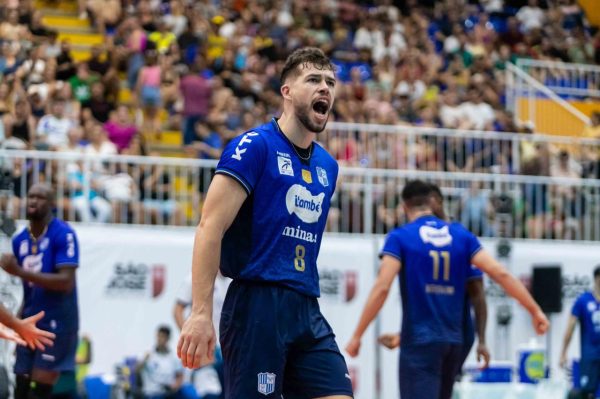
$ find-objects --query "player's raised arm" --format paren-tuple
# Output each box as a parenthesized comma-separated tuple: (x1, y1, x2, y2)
(471, 249, 549, 334)
(177, 174, 247, 369)
(346, 255, 401, 357)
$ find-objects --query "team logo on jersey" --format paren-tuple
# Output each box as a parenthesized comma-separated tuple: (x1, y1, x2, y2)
(19, 240, 29, 256)
(316, 167, 329, 187)
(39, 237, 50, 252)
(231, 132, 259, 161)
(285, 184, 324, 223)
(302, 169, 312, 184)
(419, 225, 452, 247)
(277, 153, 294, 176)
(588, 301, 597, 312)
(257, 372, 276, 395)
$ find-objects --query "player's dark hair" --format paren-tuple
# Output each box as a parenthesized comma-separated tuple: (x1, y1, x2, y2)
(280, 47, 334, 84)
(594, 265, 600, 279)
(158, 325, 171, 338)
(402, 180, 434, 209)
(428, 183, 443, 201)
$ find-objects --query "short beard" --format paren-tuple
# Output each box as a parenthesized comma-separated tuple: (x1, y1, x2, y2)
(295, 103, 328, 134)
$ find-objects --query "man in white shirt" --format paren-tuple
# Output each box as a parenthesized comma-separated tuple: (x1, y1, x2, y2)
(459, 89, 496, 130)
(36, 99, 73, 150)
(139, 325, 184, 399)
(516, 0, 545, 32)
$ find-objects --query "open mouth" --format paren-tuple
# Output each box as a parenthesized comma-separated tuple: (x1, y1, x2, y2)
(312, 99, 329, 116)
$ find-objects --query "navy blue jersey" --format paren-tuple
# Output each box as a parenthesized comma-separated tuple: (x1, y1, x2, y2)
(571, 291, 600, 360)
(381, 215, 482, 345)
(215, 119, 338, 297)
(12, 218, 79, 332)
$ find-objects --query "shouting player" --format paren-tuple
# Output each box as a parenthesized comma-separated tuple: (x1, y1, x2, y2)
(0, 183, 79, 399)
(346, 180, 548, 399)
(177, 47, 353, 399)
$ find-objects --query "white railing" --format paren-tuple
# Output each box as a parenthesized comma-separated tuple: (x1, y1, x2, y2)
(2, 149, 600, 241)
(326, 121, 600, 176)
(505, 63, 590, 136)
(516, 59, 600, 99)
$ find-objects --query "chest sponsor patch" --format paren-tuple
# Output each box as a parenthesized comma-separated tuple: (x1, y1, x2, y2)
(285, 184, 324, 224)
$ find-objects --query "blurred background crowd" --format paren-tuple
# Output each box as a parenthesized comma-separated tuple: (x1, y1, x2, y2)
(0, 0, 599, 238)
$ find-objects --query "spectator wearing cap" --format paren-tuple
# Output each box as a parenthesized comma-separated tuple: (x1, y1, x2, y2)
(206, 15, 227, 61)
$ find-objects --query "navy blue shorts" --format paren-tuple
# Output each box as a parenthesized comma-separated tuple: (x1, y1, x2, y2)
(579, 358, 600, 394)
(14, 330, 78, 374)
(219, 280, 353, 399)
(399, 343, 462, 399)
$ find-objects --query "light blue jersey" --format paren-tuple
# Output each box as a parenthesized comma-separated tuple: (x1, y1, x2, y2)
(215, 118, 338, 297)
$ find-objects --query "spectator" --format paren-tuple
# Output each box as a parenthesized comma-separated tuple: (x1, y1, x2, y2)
(135, 51, 162, 137)
(83, 81, 114, 124)
(69, 63, 97, 107)
(36, 98, 74, 150)
(85, 0, 122, 36)
(67, 160, 112, 223)
(516, 0, 545, 33)
(104, 105, 138, 153)
(184, 122, 222, 160)
(0, 8, 31, 42)
(179, 61, 211, 145)
(137, 325, 184, 399)
(3, 98, 36, 148)
(139, 157, 182, 226)
(55, 40, 76, 82)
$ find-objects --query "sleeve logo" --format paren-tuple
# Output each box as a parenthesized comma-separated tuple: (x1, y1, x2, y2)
(231, 132, 259, 161)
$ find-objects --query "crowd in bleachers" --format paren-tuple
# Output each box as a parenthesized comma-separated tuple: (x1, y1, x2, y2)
(0, 0, 599, 237)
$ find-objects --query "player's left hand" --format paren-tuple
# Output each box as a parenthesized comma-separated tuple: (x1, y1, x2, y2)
(345, 336, 361, 358)
(0, 323, 26, 346)
(532, 309, 549, 335)
(0, 254, 21, 277)
(476, 342, 491, 369)
(378, 333, 401, 349)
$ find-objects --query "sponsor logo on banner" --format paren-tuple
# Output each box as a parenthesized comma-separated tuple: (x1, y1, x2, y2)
(277, 152, 293, 176)
(319, 269, 357, 302)
(105, 262, 165, 298)
(257, 372, 275, 395)
(419, 225, 452, 247)
(285, 184, 324, 223)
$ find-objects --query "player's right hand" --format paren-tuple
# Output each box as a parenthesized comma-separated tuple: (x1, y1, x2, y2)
(377, 333, 400, 349)
(345, 336, 361, 358)
(531, 309, 549, 335)
(177, 312, 215, 369)
(14, 311, 56, 351)
(559, 353, 568, 370)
